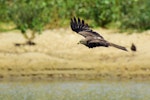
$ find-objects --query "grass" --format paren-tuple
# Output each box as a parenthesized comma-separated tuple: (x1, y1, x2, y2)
(0, 28, 150, 81)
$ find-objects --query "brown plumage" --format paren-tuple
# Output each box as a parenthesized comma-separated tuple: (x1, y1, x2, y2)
(131, 43, 136, 51)
(70, 17, 127, 51)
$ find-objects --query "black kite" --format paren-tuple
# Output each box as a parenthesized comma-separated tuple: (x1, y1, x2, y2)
(70, 17, 127, 51)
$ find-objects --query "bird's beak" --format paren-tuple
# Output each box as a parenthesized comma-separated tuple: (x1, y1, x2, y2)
(77, 42, 80, 44)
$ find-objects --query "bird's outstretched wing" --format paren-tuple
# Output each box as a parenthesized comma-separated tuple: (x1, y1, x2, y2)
(70, 17, 104, 39)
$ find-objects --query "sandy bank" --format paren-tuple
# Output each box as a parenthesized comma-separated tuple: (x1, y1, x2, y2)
(0, 28, 150, 81)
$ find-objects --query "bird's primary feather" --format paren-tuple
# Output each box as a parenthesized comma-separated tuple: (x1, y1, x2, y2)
(71, 17, 104, 39)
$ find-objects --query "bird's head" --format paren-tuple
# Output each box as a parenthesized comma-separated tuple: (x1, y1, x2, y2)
(77, 40, 87, 45)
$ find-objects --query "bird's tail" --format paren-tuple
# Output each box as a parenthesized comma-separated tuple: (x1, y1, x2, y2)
(109, 42, 128, 51)
(131, 43, 136, 51)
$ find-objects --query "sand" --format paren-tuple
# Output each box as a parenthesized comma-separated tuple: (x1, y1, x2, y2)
(0, 28, 150, 81)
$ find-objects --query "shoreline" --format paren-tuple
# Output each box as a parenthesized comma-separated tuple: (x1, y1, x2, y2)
(0, 29, 150, 81)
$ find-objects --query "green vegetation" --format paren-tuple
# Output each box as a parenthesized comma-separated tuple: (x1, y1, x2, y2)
(8, 0, 51, 45)
(0, 0, 150, 32)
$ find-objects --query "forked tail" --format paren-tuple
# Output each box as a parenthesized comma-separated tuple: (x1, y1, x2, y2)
(109, 43, 128, 51)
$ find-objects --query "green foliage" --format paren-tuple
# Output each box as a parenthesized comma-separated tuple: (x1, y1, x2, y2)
(119, 0, 150, 30)
(9, 0, 51, 34)
(38, 0, 150, 30)
(7, 0, 51, 44)
(0, 0, 10, 22)
(0, 0, 150, 32)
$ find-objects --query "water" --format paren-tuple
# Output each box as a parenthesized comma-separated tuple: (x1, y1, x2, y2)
(0, 81, 150, 100)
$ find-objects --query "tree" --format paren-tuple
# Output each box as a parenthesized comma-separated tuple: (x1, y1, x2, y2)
(9, 1, 51, 46)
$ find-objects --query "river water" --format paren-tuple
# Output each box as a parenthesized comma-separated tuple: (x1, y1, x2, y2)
(0, 80, 150, 100)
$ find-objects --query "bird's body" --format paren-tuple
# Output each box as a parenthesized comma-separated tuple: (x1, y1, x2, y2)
(70, 17, 127, 51)
(79, 37, 109, 48)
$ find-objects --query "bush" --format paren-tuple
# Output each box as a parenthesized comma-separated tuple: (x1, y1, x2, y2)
(119, 0, 150, 30)
(44, 0, 150, 30)
(8, 0, 51, 45)
(0, 0, 150, 32)
(0, 0, 10, 22)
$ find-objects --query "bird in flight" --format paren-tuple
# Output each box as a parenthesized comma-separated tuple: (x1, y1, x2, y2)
(70, 17, 127, 51)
